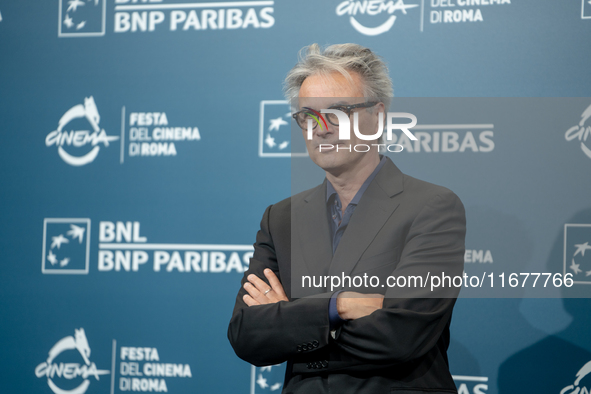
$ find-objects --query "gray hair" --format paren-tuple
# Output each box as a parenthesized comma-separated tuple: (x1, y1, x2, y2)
(283, 43, 393, 109)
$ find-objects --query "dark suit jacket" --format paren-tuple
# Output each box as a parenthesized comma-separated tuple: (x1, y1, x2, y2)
(228, 157, 466, 394)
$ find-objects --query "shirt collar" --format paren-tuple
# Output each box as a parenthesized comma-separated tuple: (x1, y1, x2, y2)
(326, 155, 386, 205)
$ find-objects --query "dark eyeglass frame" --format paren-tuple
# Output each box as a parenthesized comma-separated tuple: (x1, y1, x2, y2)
(292, 101, 379, 130)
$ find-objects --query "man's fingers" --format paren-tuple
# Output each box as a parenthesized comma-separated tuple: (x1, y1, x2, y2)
(264, 269, 287, 299)
(247, 274, 272, 304)
(243, 294, 260, 307)
(244, 282, 267, 304)
(247, 274, 271, 295)
(244, 272, 288, 304)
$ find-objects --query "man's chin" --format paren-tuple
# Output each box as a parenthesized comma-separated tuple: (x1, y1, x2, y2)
(310, 151, 348, 172)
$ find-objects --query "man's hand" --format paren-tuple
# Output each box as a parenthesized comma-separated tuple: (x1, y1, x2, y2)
(337, 292, 384, 320)
(243, 269, 289, 306)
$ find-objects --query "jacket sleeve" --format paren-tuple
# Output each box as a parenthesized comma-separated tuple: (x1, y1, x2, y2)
(227, 204, 332, 367)
(326, 191, 466, 369)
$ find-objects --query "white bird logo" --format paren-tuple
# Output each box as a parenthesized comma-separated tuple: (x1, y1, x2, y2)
(269, 116, 288, 132)
(67, 0, 85, 12)
(51, 234, 69, 249)
(256, 374, 268, 389)
(574, 242, 591, 257)
(47, 250, 58, 265)
(67, 224, 86, 243)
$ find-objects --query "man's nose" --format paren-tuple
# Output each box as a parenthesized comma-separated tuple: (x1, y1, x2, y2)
(316, 121, 336, 138)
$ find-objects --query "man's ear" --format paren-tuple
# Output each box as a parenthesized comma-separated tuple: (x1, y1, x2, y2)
(375, 102, 386, 118)
(371, 102, 386, 130)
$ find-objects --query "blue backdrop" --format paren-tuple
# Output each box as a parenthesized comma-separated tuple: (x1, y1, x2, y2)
(1, 1, 591, 393)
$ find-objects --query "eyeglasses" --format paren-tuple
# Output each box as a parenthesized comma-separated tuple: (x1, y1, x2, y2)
(292, 102, 379, 130)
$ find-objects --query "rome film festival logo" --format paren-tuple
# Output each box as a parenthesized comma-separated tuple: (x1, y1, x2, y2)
(560, 360, 591, 394)
(300, 107, 417, 152)
(35, 328, 110, 394)
(565, 103, 591, 160)
(45, 97, 119, 166)
(335, 0, 419, 36)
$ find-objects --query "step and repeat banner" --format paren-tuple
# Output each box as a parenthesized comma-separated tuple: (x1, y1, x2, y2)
(1, 1, 590, 394)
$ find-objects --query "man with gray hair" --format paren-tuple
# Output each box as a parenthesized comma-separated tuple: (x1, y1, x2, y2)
(228, 43, 466, 393)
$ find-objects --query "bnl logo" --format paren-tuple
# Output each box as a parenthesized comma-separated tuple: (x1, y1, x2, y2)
(42, 218, 91, 274)
(259, 101, 308, 158)
(564, 224, 591, 285)
(59, 0, 106, 37)
(583, 0, 591, 19)
(251, 364, 285, 393)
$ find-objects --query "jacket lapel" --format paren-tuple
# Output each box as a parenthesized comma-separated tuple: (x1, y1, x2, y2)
(293, 180, 334, 279)
(328, 158, 404, 278)
(292, 158, 405, 292)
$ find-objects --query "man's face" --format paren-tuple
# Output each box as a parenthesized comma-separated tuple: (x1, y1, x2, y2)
(298, 71, 384, 175)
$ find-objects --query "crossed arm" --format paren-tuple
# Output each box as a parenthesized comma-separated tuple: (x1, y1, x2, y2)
(242, 268, 382, 320)
(228, 191, 466, 368)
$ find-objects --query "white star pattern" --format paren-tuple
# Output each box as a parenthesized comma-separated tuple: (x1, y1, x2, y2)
(570, 259, 582, 275)
(51, 234, 69, 249)
(67, 224, 85, 243)
(67, 0, 85, 12)
(265, 134, 276, 148)
(269, 116, 288, 131)
(574, 242, 591, 257)
(44, 221, 91, 272)
(63, 14, 74, 28)
(256, 374, 268, 389)
(47, 250, 58, 265)
(66, 0, 84, 12)
(569, 237, 591, 280)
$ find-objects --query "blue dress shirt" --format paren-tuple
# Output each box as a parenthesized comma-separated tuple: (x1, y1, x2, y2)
(327, 155, 387, 330)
